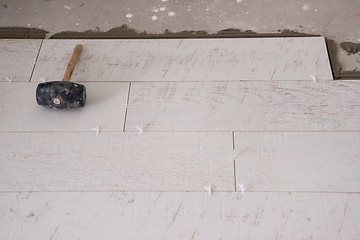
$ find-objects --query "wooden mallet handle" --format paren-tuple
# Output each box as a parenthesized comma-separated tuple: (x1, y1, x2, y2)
(63, 44, 83, 82)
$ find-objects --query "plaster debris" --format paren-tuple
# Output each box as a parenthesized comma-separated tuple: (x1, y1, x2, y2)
(151, 15, 158, 21)
(302, 4, 312, 11)
(5, 77, 12, 84)
(238, 183, 246, 195)
(310, 74, 316, 83)
(168, 11, 175, 17)
(153, 8, 159, 12)
(64, 5, 71, 10)
(92, 126, 100, 136)
(126, 13, 133, 18)
(39, 77, 46, 82)
(204, 185, 212, 196)
(159, 7, 166, 11)
(136, 126, 144, 134)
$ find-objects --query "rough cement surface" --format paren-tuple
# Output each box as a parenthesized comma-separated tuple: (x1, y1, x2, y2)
(0, 0, 359, 71)
(50, 25, 318, 39)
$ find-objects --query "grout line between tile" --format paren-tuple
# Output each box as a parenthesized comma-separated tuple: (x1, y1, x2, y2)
(122, 82, 132, 132)
(28, 39, 44, 82)
(1, 130, 360, 133)
(232, 131, 237, 192)
(0, 190, 359, 194)
(42, 79, 339, 83)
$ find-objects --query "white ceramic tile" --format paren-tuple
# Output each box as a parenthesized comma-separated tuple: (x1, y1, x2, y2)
(235, 132, 360, 192)
(125, 81, 360, 132)
(0, 82, 129, 131)
(31, 37, 332, 82)
(0, 39, 42, 82)
(0, 132, 234, 191)
(0, 192, 359, 240)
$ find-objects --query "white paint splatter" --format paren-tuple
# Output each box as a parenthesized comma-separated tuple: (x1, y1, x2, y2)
(302, 4, 312, 11)
(151, 15, 158, 21)
(69, 180, 88, 186)
(126, 13, 133, 18)
(168, 11, 175, 16)
(159, 7, 166, 11)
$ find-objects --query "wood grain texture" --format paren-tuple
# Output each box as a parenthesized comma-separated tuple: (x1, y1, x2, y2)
(30, 37, 332, 82)
(0, 192, 359, 240)
(0, 39, 42, 82)
(125, 81, 360, 132)
(0, 132, 234, 191)
(0, 82, 129, 131)
(234, 132, 360, 192)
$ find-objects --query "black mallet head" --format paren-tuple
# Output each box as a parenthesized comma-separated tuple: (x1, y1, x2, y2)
(36, 81, 86, 109)
(36, 44, 85, 110)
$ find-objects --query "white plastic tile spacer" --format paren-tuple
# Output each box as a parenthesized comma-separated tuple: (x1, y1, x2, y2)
(136, 126, 143, 135)
(238, 183, 246, 196)
(204, 185, 212, 196)
(310, 74, 316, 83)
(5, 77, 12, 84)
(92, 126, 100, 136)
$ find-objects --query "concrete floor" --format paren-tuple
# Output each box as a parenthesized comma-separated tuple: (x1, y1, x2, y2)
(0, 0, 359, 69)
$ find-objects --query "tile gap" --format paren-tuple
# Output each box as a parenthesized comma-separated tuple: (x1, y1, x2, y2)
(123, 82, 132, 132)
(28, 39, 44, 82)
(232, 131, 237, 191)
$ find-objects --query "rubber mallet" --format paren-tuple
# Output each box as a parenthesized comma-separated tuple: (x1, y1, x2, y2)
(36, 44, 86, 109)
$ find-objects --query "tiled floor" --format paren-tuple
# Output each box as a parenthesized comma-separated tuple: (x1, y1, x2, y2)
(0, 38, 359, 239)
